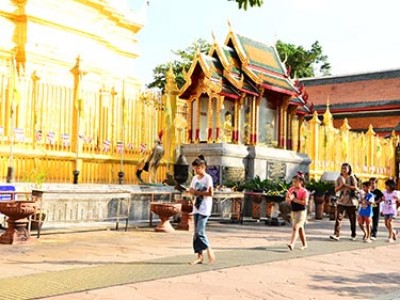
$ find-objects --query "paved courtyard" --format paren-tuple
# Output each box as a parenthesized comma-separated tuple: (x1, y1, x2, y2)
(0, 217, 400, 300)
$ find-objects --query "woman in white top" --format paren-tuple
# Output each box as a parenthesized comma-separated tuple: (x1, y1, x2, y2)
(189, 156, 215, 265)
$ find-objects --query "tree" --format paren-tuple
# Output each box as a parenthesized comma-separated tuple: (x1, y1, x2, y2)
(275, 40, 331, 78)
(147, 39, 211, 91)
(228, 0, 263, 10)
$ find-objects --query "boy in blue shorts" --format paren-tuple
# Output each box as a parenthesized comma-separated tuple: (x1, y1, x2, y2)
(358, 181, 375, 243)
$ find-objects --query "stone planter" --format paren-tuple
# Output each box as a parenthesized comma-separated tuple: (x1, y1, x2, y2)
(0, 201, 38, 244)
(176, 200, 193, 231)
(150, 202, 181, 233)
(314, 194, 325, 220)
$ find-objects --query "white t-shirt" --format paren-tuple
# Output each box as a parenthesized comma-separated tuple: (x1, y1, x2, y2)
(190, 173, 213, 216)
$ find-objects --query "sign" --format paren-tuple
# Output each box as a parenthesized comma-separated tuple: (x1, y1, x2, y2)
(222, 166, 245, 184)
(267, 161, 286, 181)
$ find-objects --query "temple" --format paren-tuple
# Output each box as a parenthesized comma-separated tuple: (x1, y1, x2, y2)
(179, 28, 312, 184)
(180, 28, 311, 150)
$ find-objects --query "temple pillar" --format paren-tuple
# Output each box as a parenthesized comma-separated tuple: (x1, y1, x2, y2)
(195, 97, 200, 143)
(187, 99, 193, 143)
(233, 96, 241, 143)
(216, 96, 224, 142)
(297, 115, 305, 152)
(253, 95, 260, 145)
(207, 95, 213, 143)
(279, 97, 289, 149)
(248, 96, 255, 145)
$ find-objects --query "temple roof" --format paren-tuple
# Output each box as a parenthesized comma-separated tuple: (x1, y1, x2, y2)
(180, 29, 310, 114)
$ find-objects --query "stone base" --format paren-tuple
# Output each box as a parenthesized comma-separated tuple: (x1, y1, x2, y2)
(154, 219, 175, 233)
(0, 220, 31, 244)
(177, 212, 194, 231)
(181, 143, 311, 185)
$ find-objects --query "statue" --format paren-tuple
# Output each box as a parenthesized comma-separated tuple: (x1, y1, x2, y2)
(222, 111, 233, 143)
(136, 130, 165, 184)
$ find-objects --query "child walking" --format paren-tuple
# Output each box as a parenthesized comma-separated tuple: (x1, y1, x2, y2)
(286, 174, 309, 251)
(189, 156, 216, 264)
(358, 181, 375, 243)
(381, 179, 400, 243)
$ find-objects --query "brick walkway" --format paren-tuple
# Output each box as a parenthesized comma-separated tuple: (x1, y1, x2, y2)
(1, 219, 399, 300)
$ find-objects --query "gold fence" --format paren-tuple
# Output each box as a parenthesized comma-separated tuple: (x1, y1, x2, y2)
(300, 108, 399, 183)
(0, 64, 178, 184)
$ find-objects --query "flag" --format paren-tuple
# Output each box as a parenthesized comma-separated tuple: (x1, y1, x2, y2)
(103, 140, 110, 152)
(14, 128, 25, 142)
(35, 130, 42, 141)
(47, 131, 55, 145)
(116, 141, 124, 154)
(62, 133, 70, 147)
(79, 134, 93, 144)
(139, 143, 147, 154)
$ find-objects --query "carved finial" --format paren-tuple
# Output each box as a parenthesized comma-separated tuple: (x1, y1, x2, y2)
(211, 31, 217, 44)
(31, 70, 40, 81)
(227, 19, 233, 32)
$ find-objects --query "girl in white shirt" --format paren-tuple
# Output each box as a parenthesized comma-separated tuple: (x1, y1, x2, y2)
(189, 156, 215, 265)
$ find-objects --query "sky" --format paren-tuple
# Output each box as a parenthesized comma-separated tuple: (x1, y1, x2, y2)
(128, 0, 400, 86)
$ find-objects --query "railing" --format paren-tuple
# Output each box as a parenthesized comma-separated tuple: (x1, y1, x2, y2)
(300, 109, 399, 182)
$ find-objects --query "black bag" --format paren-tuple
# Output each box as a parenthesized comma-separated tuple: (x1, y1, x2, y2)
(291, 202, 306, 212)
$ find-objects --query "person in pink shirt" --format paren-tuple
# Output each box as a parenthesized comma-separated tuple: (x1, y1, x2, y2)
(381, 179, 400, 243)
(286, 174, 309, 251)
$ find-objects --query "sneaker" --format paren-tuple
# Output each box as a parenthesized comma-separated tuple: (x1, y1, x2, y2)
(350, 237, 357, 241)
(329, 235, 340, 241)
(388, 238, 394, 243)
(364, 239, 372, 243)
(370, 236, 376, 241)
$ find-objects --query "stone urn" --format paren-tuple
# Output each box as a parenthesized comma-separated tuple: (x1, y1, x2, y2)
(0, 201, 38, 244)
(150, 202, 182, 233)
(174, 154, 189, 191)
(176, 199, 194, 231)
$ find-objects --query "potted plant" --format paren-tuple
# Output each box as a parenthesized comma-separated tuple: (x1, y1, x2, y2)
(306, 179, 334, 220)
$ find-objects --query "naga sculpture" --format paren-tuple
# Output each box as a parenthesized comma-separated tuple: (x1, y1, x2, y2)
(136, 130, 165, 184)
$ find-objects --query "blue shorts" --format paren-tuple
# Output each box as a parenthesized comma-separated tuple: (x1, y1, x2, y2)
(383, 214, 395, 220)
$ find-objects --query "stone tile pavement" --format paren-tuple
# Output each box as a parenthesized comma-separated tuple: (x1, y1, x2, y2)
(1, 218, 400, 300)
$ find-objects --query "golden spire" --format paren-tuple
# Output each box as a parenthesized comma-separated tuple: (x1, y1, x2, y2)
(323, 96, 333, 126)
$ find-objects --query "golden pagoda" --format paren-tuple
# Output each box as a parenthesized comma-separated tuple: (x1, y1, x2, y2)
(0, 0, 168, 184)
